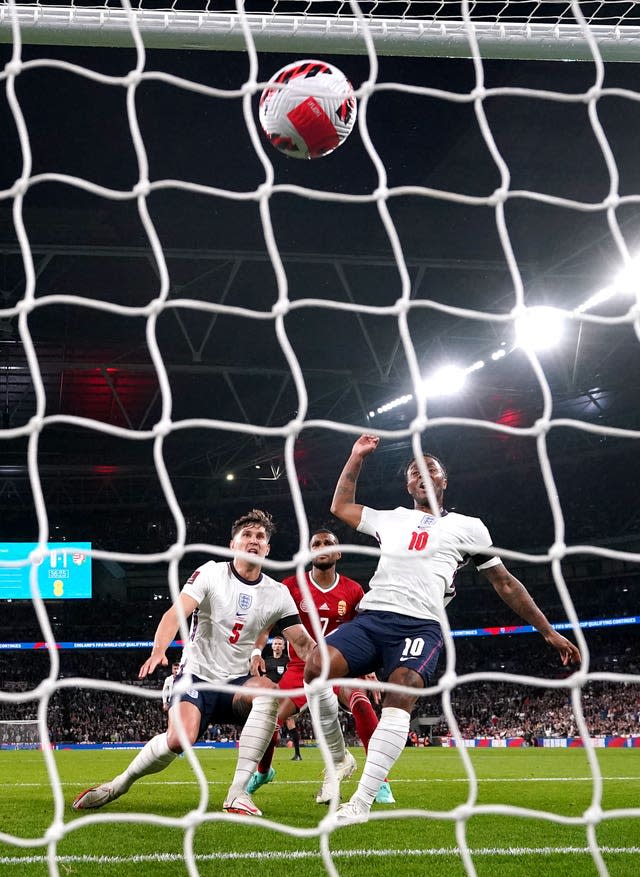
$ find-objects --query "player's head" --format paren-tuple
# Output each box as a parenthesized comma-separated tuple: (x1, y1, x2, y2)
(271, 635, 285, 657)
(405, 454, 448, 510)
(171, 662, 180, 676)
(309, 529, 341, 572)
(230, 509, 275, 559)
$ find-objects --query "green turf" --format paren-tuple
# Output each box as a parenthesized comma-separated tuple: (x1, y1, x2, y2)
(1, 747, 639, 876)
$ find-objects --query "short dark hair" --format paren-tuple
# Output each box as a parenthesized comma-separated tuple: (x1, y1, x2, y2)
(230, 509, 276, 540)
(271, 634, 285, 643)
(404, 453, 448, 480)
(310, 528, 338, 543)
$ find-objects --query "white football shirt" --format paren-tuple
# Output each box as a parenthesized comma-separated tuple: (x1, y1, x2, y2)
(180, 561, 299, 683)
(161, 674, 175, 707)
(357, 507, 501, 622)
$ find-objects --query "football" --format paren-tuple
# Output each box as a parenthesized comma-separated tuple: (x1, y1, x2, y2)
(258, 59, 357, 160)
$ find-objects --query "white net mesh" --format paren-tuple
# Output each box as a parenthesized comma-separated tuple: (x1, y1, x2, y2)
(1, 0, 640, 875)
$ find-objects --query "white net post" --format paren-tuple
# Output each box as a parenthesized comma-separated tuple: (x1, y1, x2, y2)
(1, 1, 640, 876)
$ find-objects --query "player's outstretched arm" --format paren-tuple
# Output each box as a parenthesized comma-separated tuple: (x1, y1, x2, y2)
(330, 434, 379, 529)
(482, 563, 581, 667)
(139, 593, 199, 679)
(283, 623, 315, 663)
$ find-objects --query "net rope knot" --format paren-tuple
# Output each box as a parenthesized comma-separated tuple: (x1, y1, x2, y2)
(451, 803, 474, 821)
(583, 85, 602, 103)
(12, 178, 30, 199)
(152, 418, 173, 437)
(271, 299, 290, 318)
(489, 186, 508, 205)
(123, 69, 143, 88)
(4, 59, 22, 77)
(548, 541, 566, 561)
(583, 804, 603, 825)
(438, 670, 458, 691)
(133, 179, 151, 198)
(44, 821, 66, 844)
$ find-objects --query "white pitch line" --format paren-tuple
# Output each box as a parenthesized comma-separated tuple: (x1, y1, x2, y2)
(1, 847, 640, 866)
(3, 775, 640, 789)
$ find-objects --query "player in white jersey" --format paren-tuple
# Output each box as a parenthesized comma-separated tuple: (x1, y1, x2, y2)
(72, 509, 315, 818)
(303, 435, 581, 824)
(162, 663, 181, 713)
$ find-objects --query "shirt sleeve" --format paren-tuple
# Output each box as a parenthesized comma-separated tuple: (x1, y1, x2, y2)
(277, 586, 299, 620)
(357, 506, 380, 540)
(181, 563, 210, 604)
(470, 519, 501, 570)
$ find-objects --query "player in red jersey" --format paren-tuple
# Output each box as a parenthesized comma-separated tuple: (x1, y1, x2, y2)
(247, 529, 394, 805)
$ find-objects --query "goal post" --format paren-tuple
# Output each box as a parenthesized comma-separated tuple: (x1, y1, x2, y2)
(2, 2, 640, 60)
(0, 718, 40, 749)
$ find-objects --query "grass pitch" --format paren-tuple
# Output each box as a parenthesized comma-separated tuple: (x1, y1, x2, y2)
(0, 746, 639, 876)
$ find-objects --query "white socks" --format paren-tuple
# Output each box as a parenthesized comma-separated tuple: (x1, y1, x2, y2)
(304, 681, 345, 764)
(112, 731, 177, 795)
(353, 707, 410, 808)
(226, 695, 279, 797)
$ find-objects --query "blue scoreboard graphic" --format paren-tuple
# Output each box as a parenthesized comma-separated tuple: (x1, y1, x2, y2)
(0, 543, 92, 600)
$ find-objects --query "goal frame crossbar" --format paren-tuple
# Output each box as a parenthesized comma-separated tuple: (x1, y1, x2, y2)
(2, 5, 640, 60)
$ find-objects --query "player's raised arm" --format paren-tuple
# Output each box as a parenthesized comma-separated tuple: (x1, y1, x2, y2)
(330, 434, 379, 529)
(481, 562, 581, 667)
(138, 592, 199, 679)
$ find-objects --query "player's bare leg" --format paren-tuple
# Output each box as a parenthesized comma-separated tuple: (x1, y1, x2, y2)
(73, 702, 200, 811)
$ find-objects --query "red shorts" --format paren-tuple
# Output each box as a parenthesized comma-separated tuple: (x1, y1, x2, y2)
(278, 661, 340, 711)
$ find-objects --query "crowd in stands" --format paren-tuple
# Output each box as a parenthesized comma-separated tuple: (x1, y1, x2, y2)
(1, 628, 638, 746)
(1, 497, 638, 747)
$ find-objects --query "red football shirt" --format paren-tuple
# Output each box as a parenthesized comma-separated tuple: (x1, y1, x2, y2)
(281, 571, 364, 664)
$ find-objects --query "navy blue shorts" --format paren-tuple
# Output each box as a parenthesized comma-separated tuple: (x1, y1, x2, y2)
(170, 673, 251, 739)
(325, 611, 443, 685)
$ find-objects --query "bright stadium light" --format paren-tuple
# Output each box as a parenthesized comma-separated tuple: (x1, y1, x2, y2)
(423, 364, 467, 398)
(515, 306, 565, 352)
(575, 286, 616, 313)
(612, 258, 640, 298)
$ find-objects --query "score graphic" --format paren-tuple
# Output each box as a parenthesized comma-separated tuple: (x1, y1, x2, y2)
(0, 542, 92, 600)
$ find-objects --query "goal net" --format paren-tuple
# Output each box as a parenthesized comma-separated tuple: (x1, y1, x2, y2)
(0, 0, 639, 875)
(0, 718, 40, 748)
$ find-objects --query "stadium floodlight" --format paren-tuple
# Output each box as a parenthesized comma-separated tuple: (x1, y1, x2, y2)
(611, 258, 640, 298)
(422, 365, 467, 398)
(575, 286, 616, 314)
(514, 306, 565, 352)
